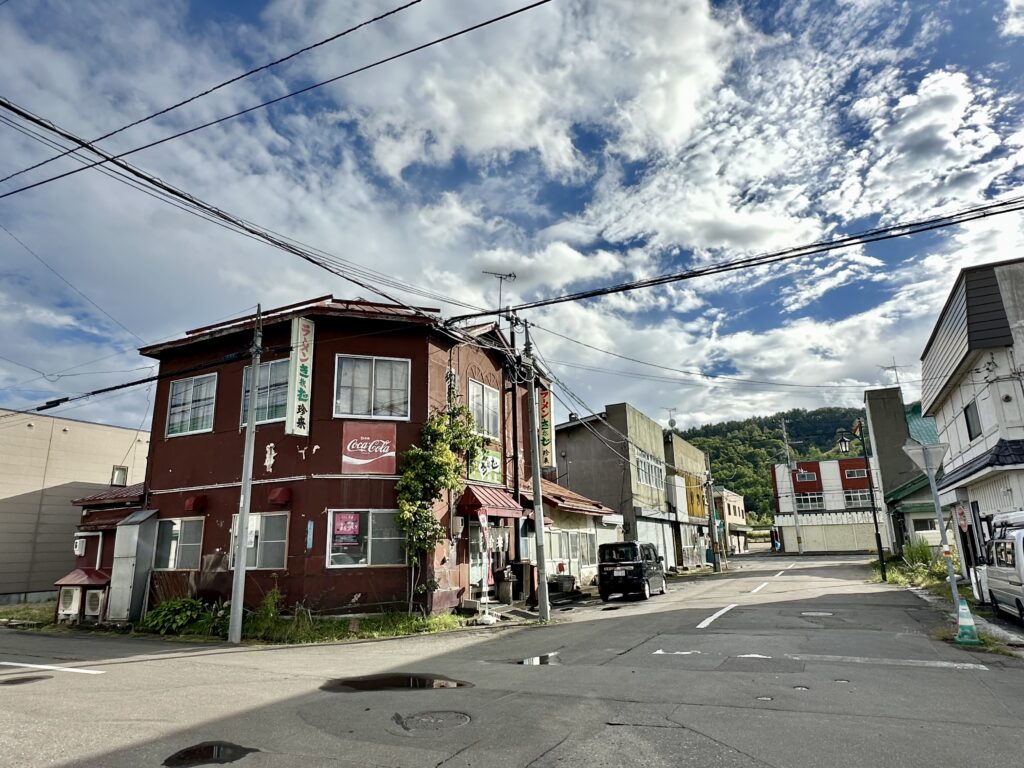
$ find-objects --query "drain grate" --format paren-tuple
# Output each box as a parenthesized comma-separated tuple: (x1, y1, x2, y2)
(393, 711, 472, 732)
(321, 674, 472, 692)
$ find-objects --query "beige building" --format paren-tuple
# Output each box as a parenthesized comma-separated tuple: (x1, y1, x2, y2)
(715, 486, 749, 554)
(0, 409, 149, 601)
(664, 433, 712, 568)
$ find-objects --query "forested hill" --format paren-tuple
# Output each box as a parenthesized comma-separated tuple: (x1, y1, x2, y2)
(677, 407, 866, 524)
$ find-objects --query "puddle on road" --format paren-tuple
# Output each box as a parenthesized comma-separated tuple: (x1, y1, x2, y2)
(518, 653, 560, 666)
(756, 696, 773, 701)
(163, 742, 258, 766)
(0, 675, 51, 685)
(835, 679, 850, 683)
(793, 686, 810, 691)
(321, 674, 473, 692)
(800, 611, 834, 617)
(602, 606, 621, 612)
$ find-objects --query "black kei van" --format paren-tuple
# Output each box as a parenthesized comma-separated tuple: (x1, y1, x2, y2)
(597, 541, 667, 602)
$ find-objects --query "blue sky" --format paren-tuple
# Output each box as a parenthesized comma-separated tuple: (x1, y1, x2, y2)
(1, 0, 1023, 432)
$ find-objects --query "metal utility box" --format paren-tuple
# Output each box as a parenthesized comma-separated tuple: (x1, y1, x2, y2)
(106, 510, 158, 623)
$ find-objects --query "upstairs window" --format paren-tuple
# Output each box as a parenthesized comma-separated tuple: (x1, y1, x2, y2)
(795, 472, 817, 482)
(241, 359, 289, 425)
(794, 492, 824, 511)
(844, 489, 873, 508)
(167, 374, 217, 436)
(636, 450, 665, 488)
(964, 400, 982, 441)
(844, 468, 867, 479)
(334, 355, 410, 420)
(468, 379, 500, 439)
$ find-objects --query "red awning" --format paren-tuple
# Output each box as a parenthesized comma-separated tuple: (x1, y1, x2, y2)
(457, 484, 524, 518)
(54, 568, 111, 587)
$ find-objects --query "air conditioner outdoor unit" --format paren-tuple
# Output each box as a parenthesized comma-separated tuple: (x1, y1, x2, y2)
(57, 587, 81, 622)
(73, 538, 86, 557)
(83, 590, 105, 619)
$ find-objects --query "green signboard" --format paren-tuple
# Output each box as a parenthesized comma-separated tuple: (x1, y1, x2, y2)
(470, 448, 502, 483)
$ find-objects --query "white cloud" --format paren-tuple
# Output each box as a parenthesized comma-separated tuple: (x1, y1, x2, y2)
(1004, 0, 1024, 36)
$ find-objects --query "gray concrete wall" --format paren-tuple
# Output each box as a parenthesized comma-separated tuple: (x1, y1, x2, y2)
(864, 388, 920, 496)
(555, 417, 631, 517)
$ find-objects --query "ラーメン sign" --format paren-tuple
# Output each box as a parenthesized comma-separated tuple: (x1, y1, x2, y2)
(342, 422, 397, 475)
(285, 317, 314, 436)
(539, 388, 554, 467)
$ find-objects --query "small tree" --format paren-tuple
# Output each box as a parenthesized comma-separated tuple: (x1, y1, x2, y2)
(395, 405, 483, 615)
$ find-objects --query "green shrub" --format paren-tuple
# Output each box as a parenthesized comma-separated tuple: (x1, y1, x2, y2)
(143, 597, 207, 635)
(903, 538, 935, 566)
(188, 600, 230, 638)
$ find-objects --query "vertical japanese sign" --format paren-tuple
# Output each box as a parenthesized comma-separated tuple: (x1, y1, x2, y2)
(285, 317, 314, 436)
(539, 388, 555, 467)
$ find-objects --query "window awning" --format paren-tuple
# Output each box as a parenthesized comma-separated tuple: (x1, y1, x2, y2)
(458, 484, 524, 518)
(54, 568, 111, 587)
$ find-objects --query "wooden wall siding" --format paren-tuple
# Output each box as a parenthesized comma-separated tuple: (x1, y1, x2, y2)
(922, 266, 1012, 416)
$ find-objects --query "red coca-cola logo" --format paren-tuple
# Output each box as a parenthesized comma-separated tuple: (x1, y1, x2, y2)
(342, 423, 397, 475)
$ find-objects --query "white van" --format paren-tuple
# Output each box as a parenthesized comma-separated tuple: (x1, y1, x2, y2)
(986, 514, 1024, 622)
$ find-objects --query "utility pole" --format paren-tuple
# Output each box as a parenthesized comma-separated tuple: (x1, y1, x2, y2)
(523, 322, 550, 621)
(508, 309, 524, 562)
(705, 454, 720, 572)
(228, 305, 262, 645)
(780, 417, 804, 555)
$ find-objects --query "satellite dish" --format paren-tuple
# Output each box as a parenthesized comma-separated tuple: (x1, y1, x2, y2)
(668, 418, 676, 428)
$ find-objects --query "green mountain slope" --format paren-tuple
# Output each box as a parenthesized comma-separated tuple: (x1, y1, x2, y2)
(678, 407, 866, 524)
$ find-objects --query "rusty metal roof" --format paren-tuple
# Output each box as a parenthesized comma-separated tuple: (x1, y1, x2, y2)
(520, 478, 613, 516)
(72, 482, 145, 506)
(54, 568, 111, 587)
(458, 483, 524, 518)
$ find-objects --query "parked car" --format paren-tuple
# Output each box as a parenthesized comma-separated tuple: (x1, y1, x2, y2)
(986, 527, 1024, 622)
(597, 541, 667, 601)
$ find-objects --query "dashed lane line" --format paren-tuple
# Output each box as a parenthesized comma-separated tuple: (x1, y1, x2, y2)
(773, 570, 785, 578)
(696, 604, 738, 629)
(1, 661, 105, 675)
(750, 582, 769, 594)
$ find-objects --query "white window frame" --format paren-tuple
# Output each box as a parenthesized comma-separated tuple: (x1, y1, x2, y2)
(844, 489, 873, 508)
(636, 450, 664, 489)
(326, 509, 407, 568)
(110, 465, 129, 487)
(844, 469, 867, 479)
(240, 358, 290, 426)
(468, 378, 501, 439)
(229, 512, 289, 570)
(166, 373, 218, 437)
(333, 354, 412, 421)
(153, 517, 205, 571)
(912, 518, 937, 532)
(795, 472, 817, 482)
(795, 492, 824, 511)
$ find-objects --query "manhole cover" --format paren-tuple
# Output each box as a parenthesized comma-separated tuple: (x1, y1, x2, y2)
(393, 711, 472, 732)
(0, 675, 51, 686)
(163, 742, 258, 766)
(518, 653, 559, 666)
(321, 674, 472, 692)
(800, 611, 834, 617)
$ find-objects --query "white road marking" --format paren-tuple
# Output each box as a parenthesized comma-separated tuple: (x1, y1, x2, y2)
(773, 570, 785, 578)
(0, 661, 104, 675)
(786, 563, 797, 570)
(737, 654, 772, 659)
(653, 649, 701, 655)
(786, 654, 987, 671)
(751, 582, 769, 594)
(697, 604, 738, 629)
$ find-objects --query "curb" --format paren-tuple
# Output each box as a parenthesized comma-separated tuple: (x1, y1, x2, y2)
(909, 586, 1024, 649)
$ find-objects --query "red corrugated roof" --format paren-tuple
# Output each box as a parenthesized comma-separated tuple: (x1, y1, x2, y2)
(72, 482, 145, 506)
(54, 568, 111, 587)
(458, 484, 524, 518)
(79, 508, 138, 531)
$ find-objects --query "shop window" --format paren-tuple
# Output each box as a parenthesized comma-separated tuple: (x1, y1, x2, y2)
(230, 512, 288, 570)
(154, 518, 204, 570)
(327, 510, 405, 567)
(334, 356, 410, 419)
(167, 374, 217, 436)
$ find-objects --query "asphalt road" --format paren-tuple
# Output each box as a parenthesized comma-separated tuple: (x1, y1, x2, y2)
(2, 555, 1023, 768)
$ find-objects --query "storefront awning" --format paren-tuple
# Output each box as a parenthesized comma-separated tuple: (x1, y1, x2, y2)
(458, 484, 524, 518)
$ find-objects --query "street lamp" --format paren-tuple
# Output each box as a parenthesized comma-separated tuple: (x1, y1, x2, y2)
(836, 423, 886, 582)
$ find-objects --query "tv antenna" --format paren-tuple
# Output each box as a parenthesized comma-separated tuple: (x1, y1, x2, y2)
(483, 271, 516, 312)
(664, 407, 678, 429)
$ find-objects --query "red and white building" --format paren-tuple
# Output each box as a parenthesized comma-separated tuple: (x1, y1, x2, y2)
(771, 458, 893, 554)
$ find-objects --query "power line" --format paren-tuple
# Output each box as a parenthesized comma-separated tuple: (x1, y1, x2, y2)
(0, 0, 554, 200)
(0, 221, 144, 342)
(0, 0, 427, 185)
(0, 108, 487, 315)
(449, 192, 1024, 322)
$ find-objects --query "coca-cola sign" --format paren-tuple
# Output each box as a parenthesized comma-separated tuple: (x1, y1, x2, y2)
(342, 422, 397, 474)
